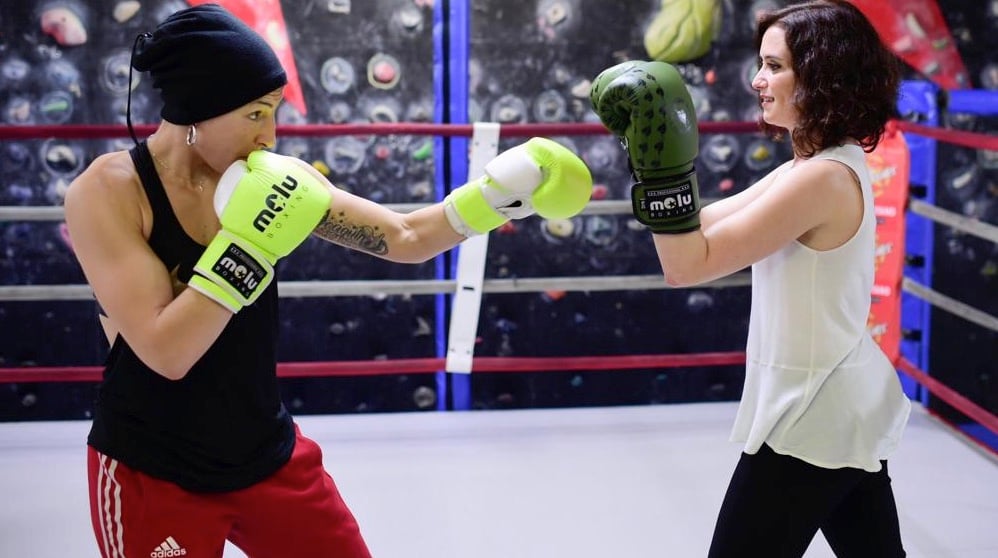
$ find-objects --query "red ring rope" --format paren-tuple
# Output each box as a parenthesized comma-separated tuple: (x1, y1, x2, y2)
(0, 121, 756, 140)
(0, 352, 746, 383)
(894, 120, 998, 151)
(1, 120, 994, 151)
(895, 358, 998, 436)
(1, 354, 994, 439)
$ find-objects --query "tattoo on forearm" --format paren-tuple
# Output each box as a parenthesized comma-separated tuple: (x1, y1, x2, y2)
(313, 211, 389, 255)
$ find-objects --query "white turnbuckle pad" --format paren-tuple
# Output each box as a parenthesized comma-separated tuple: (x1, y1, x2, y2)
(445, 122, 500, 374)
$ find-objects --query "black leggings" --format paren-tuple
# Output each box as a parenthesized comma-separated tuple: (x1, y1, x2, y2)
(708, 444, 905, 558)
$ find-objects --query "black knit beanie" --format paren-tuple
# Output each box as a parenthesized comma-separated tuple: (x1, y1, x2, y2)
(131, 3, 287, 125)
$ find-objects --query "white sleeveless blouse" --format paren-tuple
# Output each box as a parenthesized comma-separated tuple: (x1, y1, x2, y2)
(730, 144, 911, 472)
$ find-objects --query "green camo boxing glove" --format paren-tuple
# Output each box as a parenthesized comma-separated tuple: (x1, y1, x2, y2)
(443, 137, 592, 237)
(590, 60, 701, 234)
(190, 151, 332, 312)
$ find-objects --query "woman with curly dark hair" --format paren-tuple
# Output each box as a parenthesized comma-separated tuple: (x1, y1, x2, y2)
(702, 1, 911, 555)
(592, 0, 911, 555)
(756, 0, 902, 159)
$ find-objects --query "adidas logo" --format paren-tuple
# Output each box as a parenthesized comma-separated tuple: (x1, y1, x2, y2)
(150, 536, 187, 557)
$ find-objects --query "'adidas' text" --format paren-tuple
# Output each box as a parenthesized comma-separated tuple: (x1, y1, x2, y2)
(150, 536, 187, 557)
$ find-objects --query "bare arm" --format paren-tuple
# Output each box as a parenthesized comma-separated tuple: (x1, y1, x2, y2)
(312, 188, 465, 263)
(64, 153, 233, 380)
(652, 159, 863, 286)
(699, 159, 793, 229)
(301, 137, 592, 262)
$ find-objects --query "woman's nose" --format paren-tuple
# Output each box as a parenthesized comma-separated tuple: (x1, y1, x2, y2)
(257, 126, 277, 149)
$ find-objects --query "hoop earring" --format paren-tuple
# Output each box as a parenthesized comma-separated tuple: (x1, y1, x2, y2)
(186, 124, 198, 146)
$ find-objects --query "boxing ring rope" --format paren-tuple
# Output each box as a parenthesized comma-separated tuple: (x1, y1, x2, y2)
(0, 199, 637, 222)
(3, 196, 993, 242)
(895, 358, 998, 436)
(0, 121, 759, 140)
(1, 119, 995, 439)
(0, 274, 752, 301)
(0, 352, 749, 384)
(901, 278, 998, 334)
(907, 198, 998, 244)
(2, 120, 993, 147)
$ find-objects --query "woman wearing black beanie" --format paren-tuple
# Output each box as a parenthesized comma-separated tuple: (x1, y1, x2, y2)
(68, 4, 377, 555)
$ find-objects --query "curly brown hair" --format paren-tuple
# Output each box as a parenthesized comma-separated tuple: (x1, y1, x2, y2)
(754, 0, 901, 157)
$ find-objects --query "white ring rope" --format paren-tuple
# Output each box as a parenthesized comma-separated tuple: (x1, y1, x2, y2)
(1, 197, 748, 302)
(896, 200, 998, 334)
(7, 199, 995, 243)
(908, 199, 998, 244)
(0, 206, 66, 222)
(0, 200, 637, 222)
(0, 273, 752, 302)
(5, 199, 995, 244)
(901, 277, 998, 333)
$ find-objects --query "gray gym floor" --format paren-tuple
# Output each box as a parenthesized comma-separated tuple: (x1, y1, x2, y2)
(1, 402, 995, 557)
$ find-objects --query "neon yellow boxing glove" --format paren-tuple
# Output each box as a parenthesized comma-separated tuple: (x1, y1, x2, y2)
(443, 137, 593, 237)
(190, 151, 331, 312)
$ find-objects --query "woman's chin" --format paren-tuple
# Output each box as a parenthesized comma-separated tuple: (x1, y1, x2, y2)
(761, 114, 786, 129)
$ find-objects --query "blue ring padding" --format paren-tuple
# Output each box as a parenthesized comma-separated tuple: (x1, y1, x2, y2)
(432, 0, 450, 411)
(898, 80, 939, 405)
(947, 89, 998, 115)
(446, 0, 473, 411)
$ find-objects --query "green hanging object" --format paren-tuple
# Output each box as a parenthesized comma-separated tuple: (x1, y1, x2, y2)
(644, 0, 721, 63)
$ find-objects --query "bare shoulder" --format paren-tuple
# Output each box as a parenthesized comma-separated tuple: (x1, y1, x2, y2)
(64, 150, 146, 235)
(787, 157, 858, 188)
(784, 157, 864, 248)
(66, 151, 137, 198)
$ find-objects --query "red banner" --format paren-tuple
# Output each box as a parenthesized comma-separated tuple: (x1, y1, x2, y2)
(865, 123, 909, 361)
(869, 282, 902, 363)
(849, 0, 969, 90)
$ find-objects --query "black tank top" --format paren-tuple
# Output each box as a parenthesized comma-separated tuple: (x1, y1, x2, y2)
(87, 141, 294, 493)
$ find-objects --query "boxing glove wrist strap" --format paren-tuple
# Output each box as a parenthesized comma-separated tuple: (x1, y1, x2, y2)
(630, 169, 702, 234)
(189, 230, 275, 311)
(189, 275, 242, 313)
(443, 178, 509, 237)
